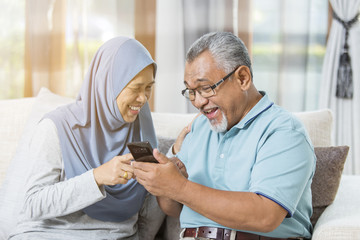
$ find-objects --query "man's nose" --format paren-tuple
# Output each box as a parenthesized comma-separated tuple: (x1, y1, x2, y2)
(192, 92, 208, 109)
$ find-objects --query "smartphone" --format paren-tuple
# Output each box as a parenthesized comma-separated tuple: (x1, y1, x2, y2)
(127, 141, 158, 163)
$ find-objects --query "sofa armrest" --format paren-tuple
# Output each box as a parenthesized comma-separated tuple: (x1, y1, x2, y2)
(312, 175, 360, 239)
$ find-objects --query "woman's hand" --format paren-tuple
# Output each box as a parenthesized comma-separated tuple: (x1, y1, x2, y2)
(172, 126, 190, 154)
(169, 157, 188, 178)
(93, 153, 134, 186)
(172, 113, 201, 154)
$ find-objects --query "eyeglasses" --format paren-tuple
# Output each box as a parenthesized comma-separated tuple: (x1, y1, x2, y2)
(181, 67, 238, 101)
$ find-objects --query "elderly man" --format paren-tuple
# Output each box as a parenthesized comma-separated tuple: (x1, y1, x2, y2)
(133, 32, 315, 240)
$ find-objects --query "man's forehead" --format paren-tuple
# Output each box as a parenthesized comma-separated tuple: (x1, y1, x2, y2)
(184, 61, 223, 86)
(184, 59, 212, 79)
(184, 67, 211, 86)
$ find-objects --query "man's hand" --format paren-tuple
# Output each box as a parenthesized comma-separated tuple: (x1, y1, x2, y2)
(132, 149, 187, 198)
(93, 153, 134, 186)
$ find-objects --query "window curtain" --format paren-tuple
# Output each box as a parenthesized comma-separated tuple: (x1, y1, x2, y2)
(155, 0, 187, 113)
(319, 0, 360, 174)
(134, 0, 156, 110)
(252, 0, 328, 112)
(24, 0, 135, 98)
(24, 0, 66, 97)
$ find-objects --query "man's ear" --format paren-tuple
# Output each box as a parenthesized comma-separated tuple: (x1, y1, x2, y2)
(235, 66, 252, 90)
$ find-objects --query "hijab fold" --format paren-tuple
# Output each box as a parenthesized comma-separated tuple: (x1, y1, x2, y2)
(45, 37, 157, 222)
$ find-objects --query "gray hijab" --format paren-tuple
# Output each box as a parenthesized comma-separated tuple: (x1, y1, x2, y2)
(45, 37, 157, 222)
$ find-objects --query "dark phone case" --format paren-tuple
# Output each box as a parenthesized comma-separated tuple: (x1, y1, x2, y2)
(127, 141, 158, 163)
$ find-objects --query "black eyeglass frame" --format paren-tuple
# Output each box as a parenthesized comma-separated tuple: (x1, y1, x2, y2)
(181, 66, 239, 100)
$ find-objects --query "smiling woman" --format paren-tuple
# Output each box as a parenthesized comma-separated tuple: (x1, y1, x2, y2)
(7, 37, 162, 240)
(117, 64, 155, 123)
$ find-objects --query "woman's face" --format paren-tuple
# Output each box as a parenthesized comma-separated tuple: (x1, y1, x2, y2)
(116, 65, 155, 123)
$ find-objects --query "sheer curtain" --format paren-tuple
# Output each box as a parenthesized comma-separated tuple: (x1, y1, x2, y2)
(319, 0, 360, 174)
(155, 0, 187, 113)
(0, 0, 25, 99)
(25, 0, 67, 97)
(1, 0, 134, 99)
(252, 0, 328, 112)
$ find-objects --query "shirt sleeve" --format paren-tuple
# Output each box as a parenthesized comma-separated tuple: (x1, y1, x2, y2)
(165, 144, 176, 158)
(249, 128, 315, 216)
(20, 119, 106, 221)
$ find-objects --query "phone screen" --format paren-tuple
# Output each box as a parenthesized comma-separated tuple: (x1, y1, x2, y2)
(127, 141, 158, 163)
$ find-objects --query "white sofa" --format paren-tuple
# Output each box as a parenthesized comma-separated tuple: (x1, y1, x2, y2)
(1, 88, 360, 239)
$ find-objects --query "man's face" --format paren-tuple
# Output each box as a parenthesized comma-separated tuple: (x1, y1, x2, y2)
(184, 51, 249, 132)
(116, 65, 155, 123)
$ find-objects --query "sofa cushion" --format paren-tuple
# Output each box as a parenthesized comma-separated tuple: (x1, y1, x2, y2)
(293, 109, 333, 147)
(0, 88, 74, 239)
(310, 146, 349, 226)
(312, 175, 360, 240)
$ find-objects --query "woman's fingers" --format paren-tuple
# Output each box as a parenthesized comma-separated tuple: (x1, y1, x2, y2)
(173, 113, 201, 154)
(118, 153, 133, 163)
(120, 168, 133, 180)
(94, 153, 137, 186)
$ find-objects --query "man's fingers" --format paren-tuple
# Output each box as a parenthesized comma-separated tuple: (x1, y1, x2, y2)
(132, 161, 153, 172)
(153, 149, 170, 164)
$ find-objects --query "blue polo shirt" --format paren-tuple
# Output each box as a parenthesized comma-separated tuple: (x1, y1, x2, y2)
(177, 93, 315, 239)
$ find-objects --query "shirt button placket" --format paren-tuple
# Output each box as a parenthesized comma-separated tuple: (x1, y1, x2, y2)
(214, 136, 227, 187)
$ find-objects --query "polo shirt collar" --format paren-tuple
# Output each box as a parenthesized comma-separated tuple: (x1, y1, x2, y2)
(233, 91, 274, 129)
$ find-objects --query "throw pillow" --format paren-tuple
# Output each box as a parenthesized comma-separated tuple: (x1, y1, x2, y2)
(311, 145, 349, 226)
(294, 109, 333, 147)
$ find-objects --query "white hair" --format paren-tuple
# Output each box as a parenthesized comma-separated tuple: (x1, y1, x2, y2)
(209, 111, 228, 133)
